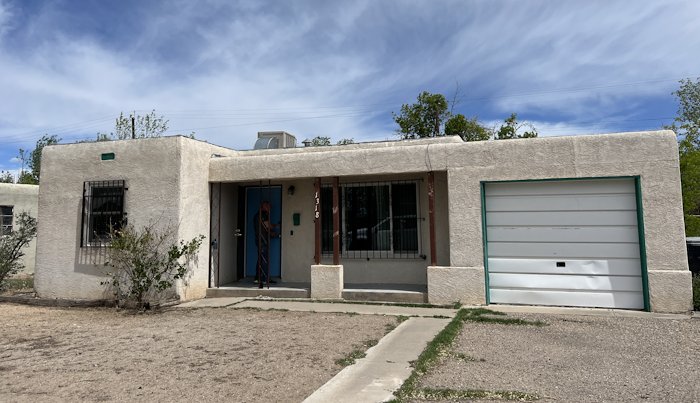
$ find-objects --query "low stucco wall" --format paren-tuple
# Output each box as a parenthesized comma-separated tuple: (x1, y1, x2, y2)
(0, 183, 39, 275)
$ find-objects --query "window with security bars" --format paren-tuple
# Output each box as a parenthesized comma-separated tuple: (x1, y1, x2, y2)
(321, 180, 421, 258)
(1, 206, 12, 235)
(81, 180, 126, 246)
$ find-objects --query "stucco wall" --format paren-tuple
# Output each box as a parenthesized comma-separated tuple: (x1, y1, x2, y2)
(211, 130, 690, 311)
(0, 183, 39, 275)
(34, 136, 235, 301)
(175, 137, 236, 300)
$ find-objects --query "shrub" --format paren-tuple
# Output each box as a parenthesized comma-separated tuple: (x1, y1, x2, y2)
(0, 212, 37, 290)
(103, 222, 203, 310)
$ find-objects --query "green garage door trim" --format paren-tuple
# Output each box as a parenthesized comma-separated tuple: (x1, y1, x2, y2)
(480, 176, 650, 311)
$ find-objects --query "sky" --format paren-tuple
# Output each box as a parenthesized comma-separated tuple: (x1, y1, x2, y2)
(1, 0, 699, 175)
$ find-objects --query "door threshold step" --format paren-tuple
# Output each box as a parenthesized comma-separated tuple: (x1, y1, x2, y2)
(207, 287, 310, 299)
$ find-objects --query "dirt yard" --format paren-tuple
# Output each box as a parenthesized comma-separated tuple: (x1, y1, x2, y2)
(419, 311, 700, 402)
(0, 303, 396, 402)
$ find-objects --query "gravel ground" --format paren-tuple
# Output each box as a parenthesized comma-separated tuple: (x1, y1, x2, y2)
(420, 312, 700, 402)
(0, 304, 395, 402)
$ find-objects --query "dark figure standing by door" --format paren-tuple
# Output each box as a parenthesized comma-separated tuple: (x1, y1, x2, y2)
(254, 200, 277, 285)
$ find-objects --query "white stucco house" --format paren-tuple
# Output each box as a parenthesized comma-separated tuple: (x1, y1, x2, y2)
(33, 130, 693, 312)
(0, 183, 39, 277)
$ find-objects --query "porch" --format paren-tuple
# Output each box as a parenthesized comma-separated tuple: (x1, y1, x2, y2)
(206, 280, 428, 303)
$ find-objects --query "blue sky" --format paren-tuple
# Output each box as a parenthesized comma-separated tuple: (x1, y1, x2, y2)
(1, 0, 699, 174)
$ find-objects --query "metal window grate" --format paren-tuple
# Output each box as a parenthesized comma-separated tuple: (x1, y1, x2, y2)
(1, 205, 12, 235)
(81, 180, 126, 247)
(321, 179, 423, 259)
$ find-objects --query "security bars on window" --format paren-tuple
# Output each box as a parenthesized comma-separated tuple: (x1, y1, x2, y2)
(80, 180, 126, 246)
(321, 180, 422, 259)
(0, 206, 12, 235)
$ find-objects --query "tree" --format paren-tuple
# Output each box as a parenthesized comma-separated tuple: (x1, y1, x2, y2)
(337, 138, 355, 145)
(445, 114, 492, 141)
(97, 110, 170, 140)
(309, 136, 331, 146)
(0, 212, 37, 289)
(0, 171, 14, 183)
(668, 78, 700, 152)
(495, 113, 538, 140)
(393, 91, 450, 139)
(16, 135, 60, 184)
(668, 78, 700, 235)
(103, 222, 204, 310)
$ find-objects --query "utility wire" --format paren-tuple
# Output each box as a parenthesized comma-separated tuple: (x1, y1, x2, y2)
(1, 75, 696, 143)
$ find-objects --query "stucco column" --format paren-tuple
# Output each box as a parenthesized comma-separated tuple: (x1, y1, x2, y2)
(311, 264, 343, 299)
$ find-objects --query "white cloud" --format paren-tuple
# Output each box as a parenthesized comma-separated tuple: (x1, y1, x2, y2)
(0, 0, 699, 155)
(0, 1, 11, 41)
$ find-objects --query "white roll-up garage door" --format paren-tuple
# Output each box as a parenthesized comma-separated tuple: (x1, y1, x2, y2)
(484, 178, 645, 309)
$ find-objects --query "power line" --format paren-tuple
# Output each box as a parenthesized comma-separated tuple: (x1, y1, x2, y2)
(0, 74, 696, 143)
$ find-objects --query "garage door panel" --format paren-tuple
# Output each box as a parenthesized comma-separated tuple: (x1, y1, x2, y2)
(489, 273, 642, 292)
(488, 258, 641, 276)
(486, 194, 637, 212)
(486, 211, 638, 226)
(485, 179, 635, 197)
(489, 289, 644, 309)
(488, 242, 640, 259)
(487, 226, 639, 243)
(484, 178, 644, 310)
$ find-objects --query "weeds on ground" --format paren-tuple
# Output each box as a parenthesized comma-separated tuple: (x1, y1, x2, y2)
(462, 308, 548, 327)
(335, 339, 379, 367)
(693, 274, 700, 311)
(390, 308, 542, 402)
(2, 277, 34, 293)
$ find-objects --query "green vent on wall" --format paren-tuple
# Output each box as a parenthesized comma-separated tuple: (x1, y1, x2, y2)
(101, 152, 115, 161)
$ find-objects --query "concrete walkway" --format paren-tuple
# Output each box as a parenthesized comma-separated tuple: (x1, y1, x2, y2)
(176, 297, 457, 317)
(232, 299, 457, 317)
(304, 317, 450, 403)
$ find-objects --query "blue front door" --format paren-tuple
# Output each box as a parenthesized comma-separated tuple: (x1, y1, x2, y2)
(245, 186, 282, 278)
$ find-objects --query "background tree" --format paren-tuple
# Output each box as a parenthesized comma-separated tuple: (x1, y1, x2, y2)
(393, 91, 450, 139)
(668, 78, 700, 151)
(97, 110, 170, 140)
(0, 212, 37, 289)
(445, 114, 492, 141)
(667, 78, 700, 235)
(495, 113, 538, 139)
(0, 171, 14, 183)
(337, 138, 355, 145)
(17, 134, 60, 184)
(309, 136, 331, 146)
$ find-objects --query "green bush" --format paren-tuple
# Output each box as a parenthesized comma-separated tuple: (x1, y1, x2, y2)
(103, 222, 203, 310)
(686, 215, 700, 237)
(0, 213, 37, 290)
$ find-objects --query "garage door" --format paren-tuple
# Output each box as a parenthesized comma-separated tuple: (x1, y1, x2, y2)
(484, 178, 645, 309)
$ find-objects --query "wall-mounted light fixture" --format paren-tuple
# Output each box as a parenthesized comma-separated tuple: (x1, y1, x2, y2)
(288, 185, 296, 196)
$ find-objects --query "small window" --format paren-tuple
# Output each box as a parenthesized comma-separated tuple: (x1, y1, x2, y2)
(1, 206, 13, 235)
(81, 180, 126, 246)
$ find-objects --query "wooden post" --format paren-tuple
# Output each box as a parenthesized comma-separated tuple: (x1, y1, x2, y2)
(428, 171, 437, 266)
(314, 178, 321, 264)
(332, 177, 340, 265)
